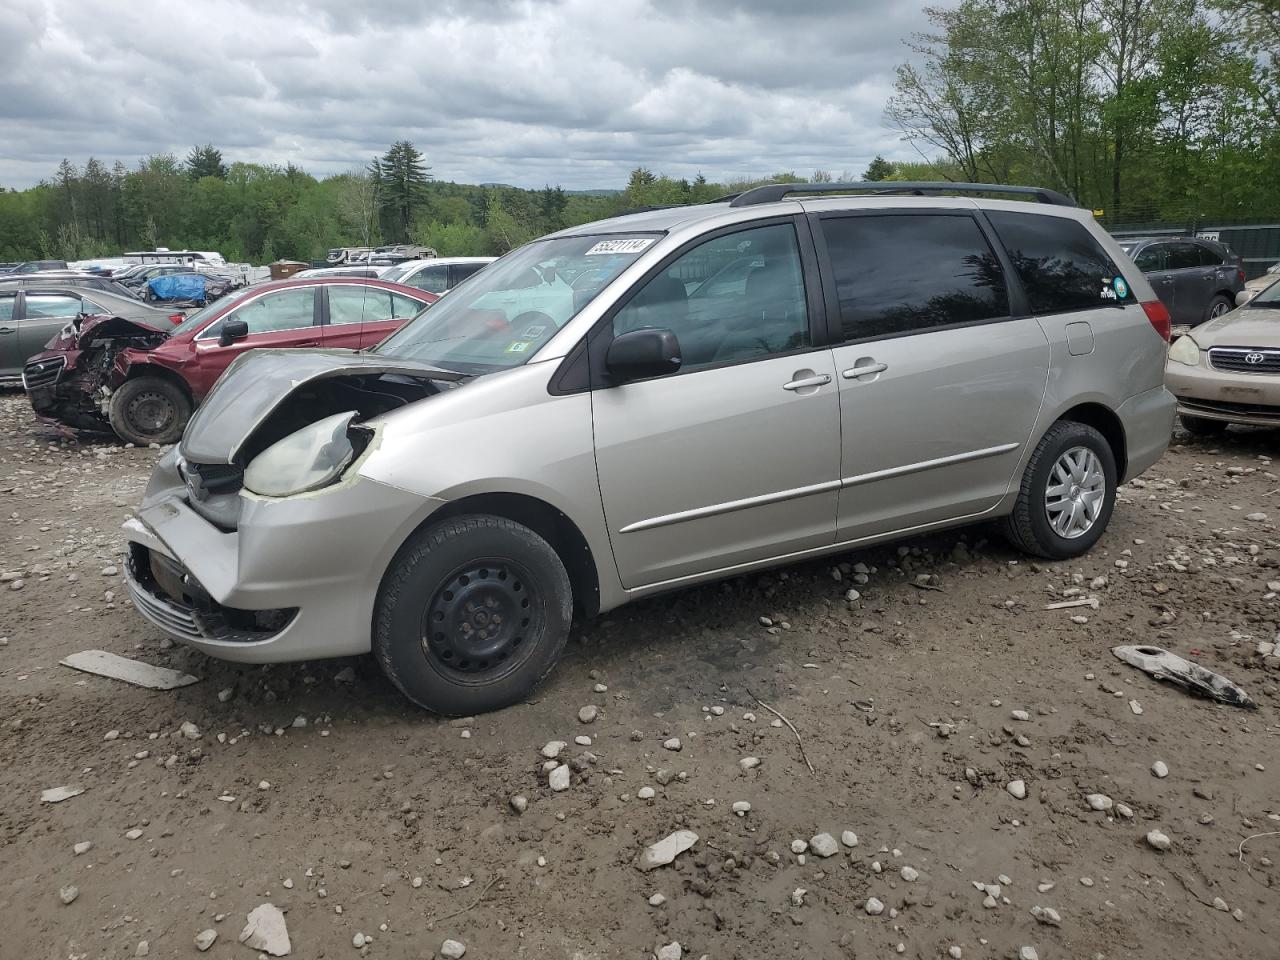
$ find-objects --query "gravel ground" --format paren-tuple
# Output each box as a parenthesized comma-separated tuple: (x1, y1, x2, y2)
(1, 389, 1277, 960)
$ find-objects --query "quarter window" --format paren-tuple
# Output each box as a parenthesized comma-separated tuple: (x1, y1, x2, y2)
(986, 211, 1134, 314)
(407, 264, 449, 294)
(1197, 244, 1225, 266)
(611, 223, 810, 370)
(1133, 245, 1166, 271)
(221, 287, 316, 336)
(822, 214, 1009, 340)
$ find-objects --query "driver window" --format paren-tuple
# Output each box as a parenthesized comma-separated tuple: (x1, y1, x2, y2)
(611, 223, 809, 371)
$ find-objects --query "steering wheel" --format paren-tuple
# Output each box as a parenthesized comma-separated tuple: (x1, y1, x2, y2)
(509, 311, 556, 335)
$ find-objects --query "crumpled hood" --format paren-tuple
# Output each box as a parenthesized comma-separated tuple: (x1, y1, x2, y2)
(180, 348, 465, 464)
(1189, 306, 1280, 349)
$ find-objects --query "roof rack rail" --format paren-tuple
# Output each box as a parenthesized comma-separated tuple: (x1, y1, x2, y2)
(727, 181, 1077, 208)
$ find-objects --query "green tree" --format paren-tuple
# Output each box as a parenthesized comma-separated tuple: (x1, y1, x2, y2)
(185, 144, 227, 181)
(377, 141, 432, 242)
(863, 156, 896, 181)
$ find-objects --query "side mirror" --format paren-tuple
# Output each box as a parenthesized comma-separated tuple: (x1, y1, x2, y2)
(606, 328, 682, 383)
(1235, 290, 1253, 308)
(218, 318, 249, 347)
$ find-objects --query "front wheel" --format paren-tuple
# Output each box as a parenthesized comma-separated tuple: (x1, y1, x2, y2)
(108, 376, 192, 446)
(1205, 294, 1233, 323)
(1003, 421, 1117, 560)
(374, 515, 572, 715)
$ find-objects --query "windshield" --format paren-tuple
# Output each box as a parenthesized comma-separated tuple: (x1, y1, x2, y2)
(169, 284, 259, 335)
(1251, 276, 1280, 305)
(378, 261, 422, 283)
(373, 234, 659, 373)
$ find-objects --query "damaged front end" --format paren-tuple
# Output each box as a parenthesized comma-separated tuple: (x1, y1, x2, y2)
(24, 315, 169, 432)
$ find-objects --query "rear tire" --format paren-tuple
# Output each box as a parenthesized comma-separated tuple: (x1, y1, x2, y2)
(1180, 414, 1228, 437)
(374, 515, 572, 716)
(108, 376, 192, 446)
(1204, 294, 1232, 323)
(1002, 420, 1117, 560)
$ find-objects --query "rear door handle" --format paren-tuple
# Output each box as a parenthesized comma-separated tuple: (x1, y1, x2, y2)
(843, 362, 888, 379)
(782, 374, 831, 391)
(294, 340, 320, 347)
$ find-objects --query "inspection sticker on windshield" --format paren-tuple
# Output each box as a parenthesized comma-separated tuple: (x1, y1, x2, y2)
(585, 238, 654, 256)
(505, 340, 533, 354)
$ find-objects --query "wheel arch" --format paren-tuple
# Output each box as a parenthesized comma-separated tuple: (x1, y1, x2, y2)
(1053, 401, 1127, 477)
(120, 361, 196, 403)
(392, 492, 601, 619)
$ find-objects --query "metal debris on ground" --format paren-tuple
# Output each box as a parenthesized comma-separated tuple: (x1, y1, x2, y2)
(1111, 645, 1256, 709)
(60, 649, 200, 690)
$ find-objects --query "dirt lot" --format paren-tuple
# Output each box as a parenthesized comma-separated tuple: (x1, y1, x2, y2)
(1, 389, 1277, 960)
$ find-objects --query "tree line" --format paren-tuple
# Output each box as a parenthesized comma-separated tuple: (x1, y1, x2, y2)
(887, 0, 1279, 225)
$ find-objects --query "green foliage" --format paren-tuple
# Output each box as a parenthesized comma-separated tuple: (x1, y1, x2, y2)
(185, 145, 227, 181)
(376, 141, 432, 242)
(863, 156, 896, 181)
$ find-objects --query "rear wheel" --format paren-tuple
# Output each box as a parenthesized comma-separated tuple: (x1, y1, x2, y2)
(374, 515, 572, 716)
(108, 376, 192, 446)
(1180, 414, 1228, 437)
(1205, 294, 1233, 323)
(1003, 420, 1117, 559)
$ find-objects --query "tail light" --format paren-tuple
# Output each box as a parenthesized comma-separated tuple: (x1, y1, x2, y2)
(169, 313, 184, 325)
(1238, 268, 1247, 285)
(1141, 300, 1171, 341)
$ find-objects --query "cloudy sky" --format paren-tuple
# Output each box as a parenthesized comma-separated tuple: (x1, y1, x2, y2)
(1, 0, 933, 191)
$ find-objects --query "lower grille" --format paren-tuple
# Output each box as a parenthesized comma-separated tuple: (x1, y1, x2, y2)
(22, 355, 66, 390)
(1209, 347, 1280, 374)
(1179, 397, 1280, 420)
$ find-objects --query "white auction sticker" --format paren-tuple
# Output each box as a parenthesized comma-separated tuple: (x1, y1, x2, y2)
(585, 238, 655, 256)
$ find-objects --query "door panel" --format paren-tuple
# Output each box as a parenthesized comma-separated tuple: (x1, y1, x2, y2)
(19, 293, 89, 367)
(592, 219, 839, 588)
(1165, 241, 1205, 324)
(0, 292, 20, 375)
(593, 351, 841, 587)
(191, 286, 319, 397)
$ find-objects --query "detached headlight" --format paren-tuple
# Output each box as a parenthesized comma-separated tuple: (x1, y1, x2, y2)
(243, 412, 359, 498)
(1168, 335, 1200, 366)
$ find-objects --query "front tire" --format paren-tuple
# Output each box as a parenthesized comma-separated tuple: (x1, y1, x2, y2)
(108, 376, 192, 446)
(374, 515, 572, 716)
(1204, 294, 1233, 323)
(1003, 421, 1117, 560)
(1180, 414, 1228, 437)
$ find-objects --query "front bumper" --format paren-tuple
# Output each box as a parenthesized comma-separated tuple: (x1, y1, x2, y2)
(122, 475, 443, 663)
(1166, 361, 1280, 427)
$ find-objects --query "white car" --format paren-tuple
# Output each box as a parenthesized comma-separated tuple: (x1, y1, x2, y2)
(378, 257, 496, 295)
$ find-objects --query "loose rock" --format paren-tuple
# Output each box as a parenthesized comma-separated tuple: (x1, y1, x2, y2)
(194, 929, 217, 952)
(238, 903, 291, 957)
(440, 938, 466, 959)
(638, 830, 698, 871)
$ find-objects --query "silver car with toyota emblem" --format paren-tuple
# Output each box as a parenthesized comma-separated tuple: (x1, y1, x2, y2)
(1166, 283, 1280, 434)
(123, 182, 1175, 715)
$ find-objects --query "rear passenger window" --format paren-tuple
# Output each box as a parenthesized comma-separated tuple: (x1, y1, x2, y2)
(821, 214, 1009, 340)
(1133, 246, 1165, 271)
(986, 211, 1134, 314)
(1165, 242, 1202, 270)
(1197, 244, 1224, 266)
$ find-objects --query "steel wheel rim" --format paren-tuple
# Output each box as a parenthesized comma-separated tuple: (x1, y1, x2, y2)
(128, 391, 175, 435)
(420, 558, 542, 684)
(1044, 446, 1106, 539)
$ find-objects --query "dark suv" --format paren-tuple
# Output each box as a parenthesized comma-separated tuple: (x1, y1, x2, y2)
(1118, 236, 1245, 330)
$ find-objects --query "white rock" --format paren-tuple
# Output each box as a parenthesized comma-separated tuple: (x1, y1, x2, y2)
(637, 786, 656, 800)
(194, 929, 217, 952)
(949, 948, 962, 960)
(662, 737, 682, 751)
(1129, 699, 1143, 715)
(510, 795, 528, 814)
(103, 729, 120, 741)
(353, 932, 368, 948)
(864, 897, 885, 916)
(1146, 829, 1172, 851)
(238, 903, 291, 957)
(1030, 905, 1061, 926)
(59, 885, 79, 904)
(1007, 779, 1027, 799)
(732, 801, 751, 816)
(1116, 803, 1134, 819)
(440, 938, 466, 959)
(179, 720, 201, 740)
(809, 833, 839, 858)
(739, 756, 761, 771)
(638, 830, 699, 871)
(1086, 793, 1113, 811)
(840, 830, 858, 847)
(541, 740, 567, 759)
(900, 866, 919, 882)
(1245, 512, 1267, 522)
(1010, 710, 1030, 722)
(217, 687, 234, 702)
(125, 828, 143, 840)
(1151, 760, 1169, 778)
(577, 705, 598, 723)
(41, 786, 84, 803)
(73, 841, 92, 855)
(656, 942, 681, 960)
(548, 764, 571, 792)
(1019, 948, 1039, 960)
(648, 892, 666, 906)
(574, 735, 592, 746)
(790, 839, 808, 854)
(1212, 896, 1228, 912)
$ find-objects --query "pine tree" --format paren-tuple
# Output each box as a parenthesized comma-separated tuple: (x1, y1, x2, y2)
(863, 156, 896, 181)
(376, 141, 432, 242)
(186, 144, 227, 180)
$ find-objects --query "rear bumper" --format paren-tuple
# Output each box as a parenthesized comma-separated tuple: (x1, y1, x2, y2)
(1117, 384, 1176, 481)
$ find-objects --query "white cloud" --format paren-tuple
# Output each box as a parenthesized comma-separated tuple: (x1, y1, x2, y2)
(0, 0, 933, 189)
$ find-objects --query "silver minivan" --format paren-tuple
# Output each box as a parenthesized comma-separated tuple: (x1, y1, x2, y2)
(123, 183, 1176, 714)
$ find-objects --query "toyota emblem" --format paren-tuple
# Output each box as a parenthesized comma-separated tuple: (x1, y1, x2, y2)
(1245, 352, 1265, 364)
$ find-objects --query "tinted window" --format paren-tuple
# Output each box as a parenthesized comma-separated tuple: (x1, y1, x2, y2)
(24, 294, 87, 318)
(407, 264, 449, 294)
(1197, 244, 1224, 266)
(450, 263, 485, 285)
(611, 222, 810, 370)
(0, 294, 15, 321)
(1165, 242, 1202, 270)
(822, 214, 1008, 340)
(1133, 245, 1165, 271)
(987, 211, 1134, 314)
(224, 287, 316, 335)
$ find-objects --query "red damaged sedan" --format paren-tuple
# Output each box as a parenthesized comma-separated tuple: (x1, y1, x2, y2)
(23, 277, 436, 445)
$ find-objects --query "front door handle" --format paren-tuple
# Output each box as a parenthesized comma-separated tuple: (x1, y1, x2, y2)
(843, 361, 888, 380)
(0, 327, 14, 335)
(782, 373, 831, 391)
(294, 340, 320, 347)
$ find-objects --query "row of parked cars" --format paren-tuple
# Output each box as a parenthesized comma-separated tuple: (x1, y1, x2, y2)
(11, 182, 1278, 717)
